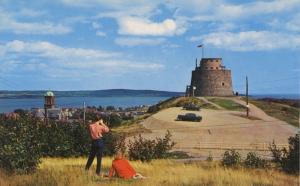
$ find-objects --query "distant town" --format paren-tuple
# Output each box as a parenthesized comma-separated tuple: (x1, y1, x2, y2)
(4, 90, 150, 123)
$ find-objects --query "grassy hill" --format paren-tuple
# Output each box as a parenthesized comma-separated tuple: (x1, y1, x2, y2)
(148, 96, 218, 113)
(248, 99, 299, 127)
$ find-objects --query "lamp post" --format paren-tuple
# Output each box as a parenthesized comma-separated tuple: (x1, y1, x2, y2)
(193, 86, 196, 97)
(246, 76, 249, 117)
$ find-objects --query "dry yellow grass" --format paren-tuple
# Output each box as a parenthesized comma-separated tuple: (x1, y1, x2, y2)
(0, 157, 298, 186)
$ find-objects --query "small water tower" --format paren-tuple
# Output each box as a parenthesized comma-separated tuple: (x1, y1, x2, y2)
(44, 91, 55, 109)
(44, 91, 55, 124)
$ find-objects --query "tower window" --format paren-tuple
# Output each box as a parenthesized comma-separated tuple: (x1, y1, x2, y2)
(222, 82, 225, 86)
(210, 67, 213, 70)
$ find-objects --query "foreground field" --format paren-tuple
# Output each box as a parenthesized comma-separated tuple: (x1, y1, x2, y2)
(0, 157, 298, 186)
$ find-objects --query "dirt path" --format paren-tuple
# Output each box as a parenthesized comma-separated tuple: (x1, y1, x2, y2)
(137, 100, 298, 158)
(218, 96, 275, 121)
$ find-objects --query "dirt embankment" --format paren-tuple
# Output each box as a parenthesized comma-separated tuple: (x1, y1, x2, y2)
(136, 97, 298, 158)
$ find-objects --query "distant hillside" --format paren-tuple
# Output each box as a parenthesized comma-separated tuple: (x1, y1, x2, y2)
(0, 89, 184, 99)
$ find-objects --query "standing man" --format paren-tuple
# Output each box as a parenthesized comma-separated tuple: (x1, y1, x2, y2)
(85, 117, 109, 176)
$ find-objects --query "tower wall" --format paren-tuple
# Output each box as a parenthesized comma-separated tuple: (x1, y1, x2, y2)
(191, 69, 233, 96)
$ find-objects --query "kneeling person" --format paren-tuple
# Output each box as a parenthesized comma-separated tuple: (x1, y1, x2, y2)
(108, 151, 145, 179)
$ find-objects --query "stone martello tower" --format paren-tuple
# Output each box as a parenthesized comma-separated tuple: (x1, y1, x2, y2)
(190, 58, 233, 96)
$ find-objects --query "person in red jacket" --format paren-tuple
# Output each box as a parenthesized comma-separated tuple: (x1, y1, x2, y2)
(108, 151, 145, 179)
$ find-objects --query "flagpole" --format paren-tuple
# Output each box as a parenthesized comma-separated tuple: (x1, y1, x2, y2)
(197, 44, 204, 59)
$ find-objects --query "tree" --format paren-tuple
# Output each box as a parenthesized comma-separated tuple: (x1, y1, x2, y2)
(269, 133, 299, 174)
(0, 116, 42, 174)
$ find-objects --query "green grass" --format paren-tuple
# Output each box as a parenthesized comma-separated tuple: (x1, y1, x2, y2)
(207, 98, 246, 111)
(249, 100, 299, 127)
(156, 96, 218, 111)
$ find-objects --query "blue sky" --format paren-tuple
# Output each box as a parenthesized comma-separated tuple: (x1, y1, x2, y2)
(0, 0, 299, 94)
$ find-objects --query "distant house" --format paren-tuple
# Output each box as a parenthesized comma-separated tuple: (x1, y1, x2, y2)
(47, 108, 62, 120)
(31, 108, 45, 119)
(5, 112, 20, 120)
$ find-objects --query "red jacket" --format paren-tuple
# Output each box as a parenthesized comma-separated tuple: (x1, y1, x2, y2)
(108, 158, 136, 179)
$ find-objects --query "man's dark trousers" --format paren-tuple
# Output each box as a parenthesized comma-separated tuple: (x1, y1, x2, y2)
(85, 138, 104, 175)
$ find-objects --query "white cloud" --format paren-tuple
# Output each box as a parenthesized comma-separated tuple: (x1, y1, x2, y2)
(115, 37, 166, 46)
(0, 10, 72, 35)
(118, 16, 185, 36)
(96, 31, 106, 37)
(0, 40, 164, 78)
(92, 22, 101, 29)
(61, 0, 159, 10)
(166, 0, 300, 31)
(286, 13, 300, 32)
(190, 31, 300, 51)
(2, 40, 119, 59)
(16, 8, 47, 17)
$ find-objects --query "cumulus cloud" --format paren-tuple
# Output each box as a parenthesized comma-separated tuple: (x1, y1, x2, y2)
(115, 37, 166, 47)
(118, 16, 185, 36)
(190, 31, 300, 51)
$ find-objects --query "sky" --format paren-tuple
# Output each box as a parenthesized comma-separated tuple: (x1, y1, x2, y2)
(0, 0, 299, 94)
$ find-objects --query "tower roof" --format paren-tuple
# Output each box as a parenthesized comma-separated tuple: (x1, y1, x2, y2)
(44, 91, 54, 97)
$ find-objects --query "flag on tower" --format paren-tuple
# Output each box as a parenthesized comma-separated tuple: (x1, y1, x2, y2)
(197, 44, 203, 47)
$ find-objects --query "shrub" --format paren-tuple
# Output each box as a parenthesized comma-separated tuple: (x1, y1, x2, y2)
(222, 150, 242, 167)
(0, 116, 42, 174)
(39, 121, 122, 157)
(102, 132, 126, 156)
(128, 130, 175, 162)
(153, 130, 175, 159)
(106, 106, 115, 111)
(107, 114, 122, 127)
(147, 105, 159, 113)
(206, 152, 213, 162)
(244, 152, 269, 168)
(269, 134, 299, 174)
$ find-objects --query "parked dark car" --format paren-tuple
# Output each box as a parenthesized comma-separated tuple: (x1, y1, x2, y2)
(183, 104, 200, 111)
(177, 113, 202, 122)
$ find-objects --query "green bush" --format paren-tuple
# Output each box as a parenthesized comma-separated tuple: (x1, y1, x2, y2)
(38, 121, 91, 157)
(206, 152, 213, 162)
(128, 130, 175, 162)
(0, 116, 42, 174)
(39, 121, 122, 157)
(222, 150, 242, 167)
(244, 152, 269, 168)
(0, 113, 129, 173)
(102, 132, 126, 156)
(269, 134, 299, 174)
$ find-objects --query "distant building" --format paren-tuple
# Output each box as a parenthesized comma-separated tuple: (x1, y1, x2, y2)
(31, 108, 45, 119)
(47, 108, 62, 120)
(188, 58, 233, 96)
(5, 112, 20, 120)
(42, 91, 70, 122)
